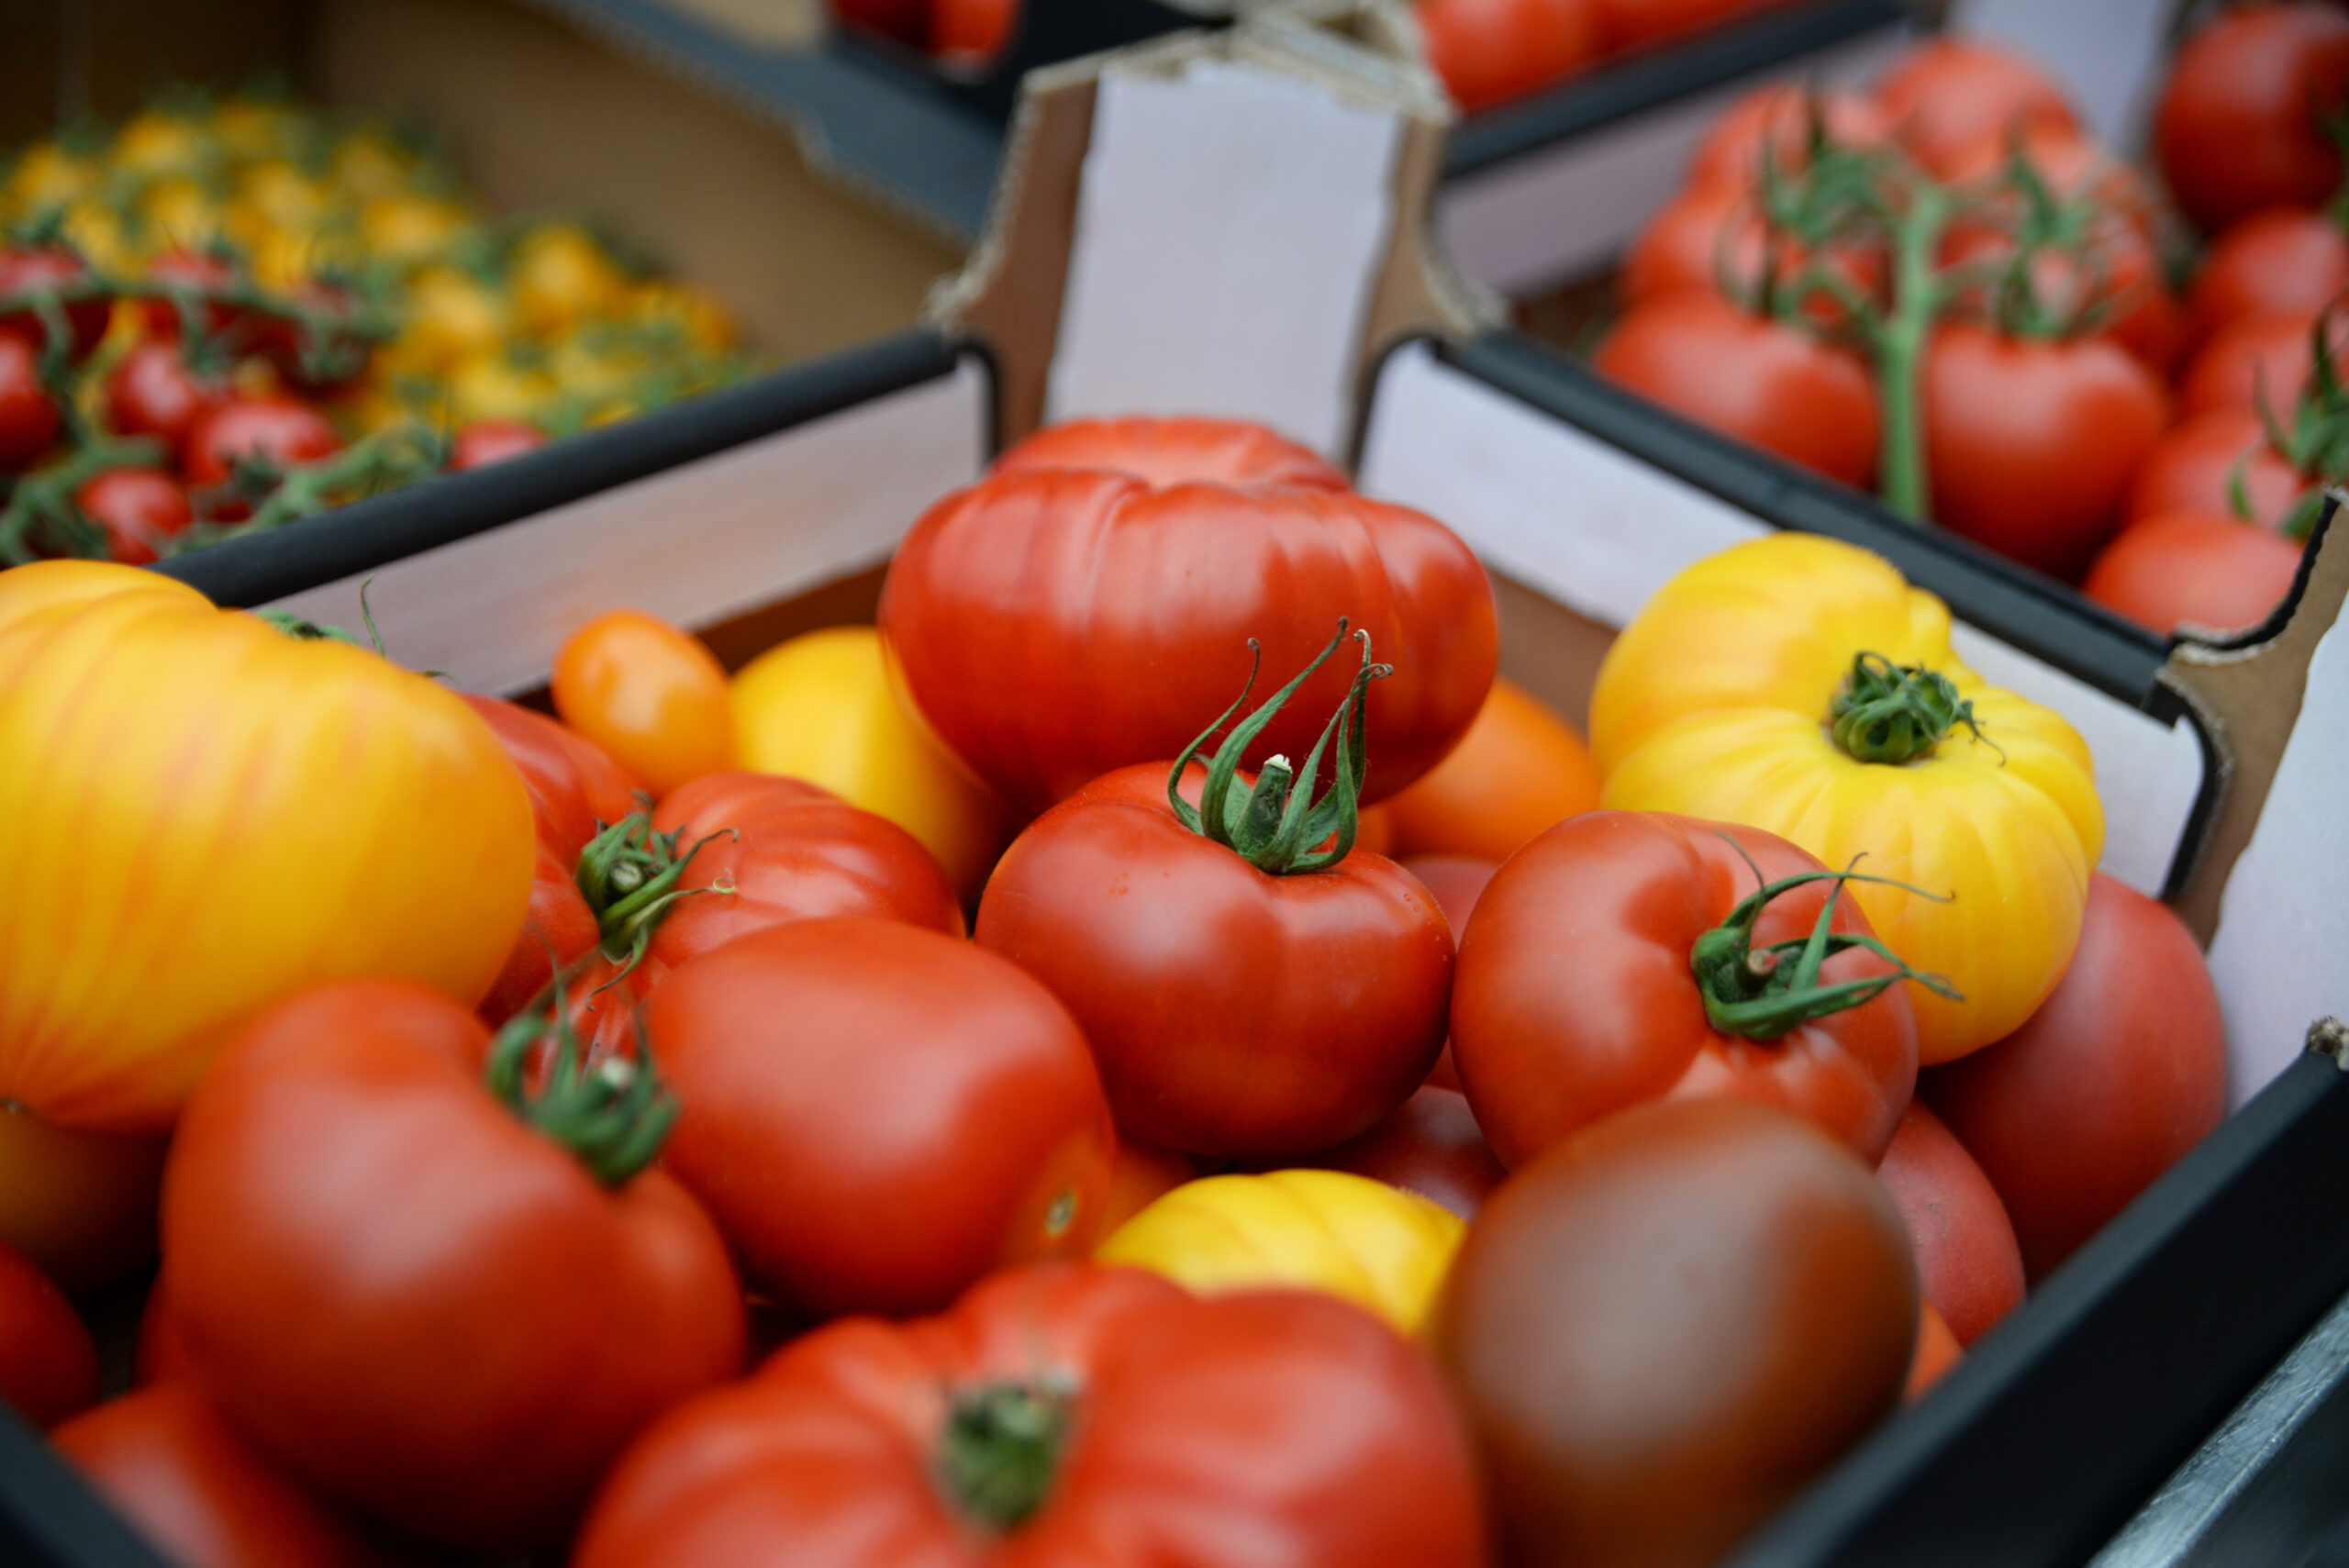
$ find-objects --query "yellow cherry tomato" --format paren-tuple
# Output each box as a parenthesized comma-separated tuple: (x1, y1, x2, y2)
(553, 609, 736, 797)
(6, 144, 104, 216)
(627, 279, 737, 350)
(1382, 675, 1602, 862)
(1589, 533, 2103, 1062)
(1096, 1169, 1466, 1335)
(730, 626, 1012, 900)
(134, 177, 227, 252)
(359, 193, 474, 268)
(110, 108, 217, 181)
(328, 128, 428, 201)
(400, 266, 512, 371)
(207, 97, 306, 163)
(508, 222, 629, 336)
(0, 1106, 168, 1292)
(0, 562, 534, 1131)
(447, 350, 559, 424)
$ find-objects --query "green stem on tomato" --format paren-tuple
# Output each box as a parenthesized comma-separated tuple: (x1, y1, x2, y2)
(483, 991, 676, 1187)
(1827, 651, 2003, 766)
(0, 432, 168, 563)
(932, 1384, 1070, 1534)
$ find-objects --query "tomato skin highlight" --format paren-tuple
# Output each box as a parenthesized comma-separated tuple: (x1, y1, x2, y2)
(1875, 1100, 2024, 1346)
(2085, 511, 2305, 637)
(978, 762, 1454, 1159)
(552, 609, 736, 797)
(0, 1239, 96, 1429)
(2156, 2, 2349, 233)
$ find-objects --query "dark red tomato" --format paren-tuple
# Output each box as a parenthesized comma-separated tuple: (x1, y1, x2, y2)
(2126, 406, 2310, 530)
(135, 1278, 198, 1388)
(1908, 1302, 1963, 1400)
(1876, 38, 2078, 178)
(106, 339, 223, 454)
(1876, 1100, 2024, 1346)
(829, 0, 926, 45)
(139, 250, 251, 343)
(1402, 854, 1497, 1093)
(2180, 306, 2349, 418)
(931, 0, 1016, 59)
(1431, 1097, 1915, 1568)
(0, 1239, 96, 1429)
(183, 395, 340, 493)
(161, 980, 745, 1551)
(1924, 873, 2229, 1281)
(1922, 322, 2170, 581)
(1413, 0, 1602, 114)
(977, 762, 1453, 1158)
(879, 416, 1498, 815)
(450, 419, 547, 470)
(1253, 1084, 1508, 1220)
(1452, 810, 1919, 1169)
(52, 1385, 392, 1568)
(77, 469, 195, 566)
(1596, 292, 1883, 487)
(578, 1263, 1486, 1568)
(0, 244, 109, 360)
(2086, 510, 2306, 636)
(1686, 82, 1893, 190)
(0, 334, 61, 471)
(1595, 0, 1793, 54)
(2156, 2, 2349, 233)
(2188, 208, 2349, 348)
(646, 917, 1116, 1319)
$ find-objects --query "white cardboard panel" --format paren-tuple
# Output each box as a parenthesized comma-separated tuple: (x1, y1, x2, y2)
(264, 361, 990, 694)
(1435, 24, 1915, 298)
(1355, 342, 2202, 897)
(1046, 60, 1403, 460)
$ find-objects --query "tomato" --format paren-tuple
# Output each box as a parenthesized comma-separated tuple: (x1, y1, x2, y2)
(77, 468, 195, 566)
(1909, 1302, 1963, 1400)
(1099, 1140, 1197, 1233)
(1875, 38, 2078, 178)
(2181, 306, 2349, 418)
(829, 0, 927, 44)
(105, 339, 222, 454)
(730, 624, 1012, 902)
(1591, 533, 2104, 1062)
(2086, 510, 2306, 636)
(449, 417, 546, 469)
(646, 917, 1113, 1319)
(1413, 0, 1601, 113)
(1595, 0, 1790, 53)
(1924, 873, 2230, 1281)
(0, 243, 110, 359)
(1431, 1097, 1915, 1568)
(508, 224, 629, 339)
(1594, 292, 1882, 489)
(880, 419, 1497, 816)
(1255, 1084, 1508, 1220)
(576, 1262, 1487, 1568)
(1876, 1100, 2024, 1346)
(2156, 2, 2349, 233)
(2188, 208, 2349, 348)
(0, 562, 533, 1131)
(0, 334, 61, 470)
(1453, 811, 1920, 1166)
(1939, 122, 2158, 228)
(932, 0, 1017, 59)
(161, 980, 744, 1551)
(552, 609, 736, 797)
(1400, 853, 1497, 1095)
(139, 250, 252, 344)
(1379, 674, 1599, 861)
(1685, 82, 1892, 190)
(182, 395, 340, 499)
(0, 1239, 95, 1429)
(1921, 322, 2170, 581)
(0, 1106, 169, 1291)
(2126, 406, 2310, 530)
(136, 1280, 198, 1389)
(54, 1385, 395, 1568)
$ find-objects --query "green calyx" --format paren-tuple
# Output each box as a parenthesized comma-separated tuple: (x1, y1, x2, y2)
(1166, 619, 1391, 876)
(1828, 651, 2002, 766)
(573, 810, 731, 958)
(1690, 839, 1961, 1041)
(2249, 302, 2349, 542)
(933, 1383, 1071, 1535)
(483, 995, 676, 1186)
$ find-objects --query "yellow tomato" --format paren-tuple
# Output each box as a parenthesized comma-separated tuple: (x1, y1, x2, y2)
(627, 279, 737, 350)
(111, 108, 217, 181)
(0, 562, 534, 1131)
(447, 350, 559, 424)
(508, 223, 629, 336)
(1382, 675, 1601, 862)
(553, 609, 736, 796)
(1096, 1170, 1466, 1334)
(0, 1106, 168, 1292)
(1589, 533, 2103, 1062)
(207, 97, 306, 163)
(58, 202, 136, 273)
(731, 626, 1012, 900)
(399, 266, 512, 371)
(6, 144, 104, 216)
(328, 128, 428, 201)
(134, 176, 227, 251)
(359, 193, 474, 268)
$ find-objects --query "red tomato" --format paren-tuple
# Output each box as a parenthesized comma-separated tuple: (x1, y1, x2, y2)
(0, 1239, 96, 1429)
(551, 609, 735, 797)
(0, 244, 110, 359)
(1405, 855, 1496, 1094)
(182, 395, 340, 491)
(106, 339, 222, 454)
(2125, 406, 2310, 530)
(1431, 1097, 1915, 1568)
(1939, 122, 2158, 228)
(450, 418, 547, 470)
(977, 761, 1453, 1158)
(1619, 184, 1885, 330)
(1938, 222, 2186, 376)
(2180, 306, 2349, 418)
(1908, 1302, 1964, 1400)
(77, 468, 195, 566)
(1924, 873, 2229, 1281)
(0, 334, 61, 471)
(1596, 0, 1791, 54)
(1876, 38, 2078, 178)
(575, 1263, 1487, 1568)
(647, 917, 1116, 1318)
(1595, 292, 1882, 488)
(1413, 0, 1602, 113)
(1922, 322, 2170, 581)
(829, 0, 926, 45)
(2086, 510, 2306, 636)
(932, 0, 1016, 59)
(160, 980, 745, 1551)
(136, 1280, 198, 1388)
(1452, 811, 1920, 1168)
(2188, 208, 2349, 348)
(2156, 2, 2349, 233)
(880, 416, 1498, 815)
(1685, 82, 1893, 190)
(1256, 1084, 1508, 1220)
(1876, 1100, 2024, 1346)
(52, 1385, 391, 1568)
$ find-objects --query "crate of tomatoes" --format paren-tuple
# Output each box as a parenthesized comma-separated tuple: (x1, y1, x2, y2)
(5, 14, 2349, 1568)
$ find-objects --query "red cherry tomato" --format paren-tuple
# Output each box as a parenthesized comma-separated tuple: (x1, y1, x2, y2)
(932, 0, 1016, 59)
(645, 917, 1117, 1318)
(139, 250, 254, 343)
(1413, 0, 1602, 113)
(0, 1239, 96, 1429)
(1596, 291, 1883, 488)
(2086, 510, 2306, 637)
(1876, 38, 2078, 178)
(76, 468, 195, 566)
(2156, 2, 2349, 233)
(106, 339, 223, 455)
(2125, 406, 2310, 531)
(1686, 83, 1893, 190)
(2188, 208, 2349, 349)
(1924, 873, 2229, 1281)
(182, 395, 340, 493)
(0, 244, 110, 360)
(451, 419, 547, 470)
(2180, 306, 2349, 419)
(0, 334, 61, 471)
(1922, 322, 2170, 582)
(1876, 1100, 2024, 1346)
(1253, 1084, 1508, 1220)
(1451, 810, 1920, 1168)
(1908, 1302, 1964, 1400)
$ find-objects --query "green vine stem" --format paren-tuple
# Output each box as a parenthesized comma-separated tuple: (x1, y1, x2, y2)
(483, 993, 675, 1187)
(932, 1384, 1070, 1534)
(1828, 651, 2004, 766)
(2249, 302, 2349, 541)
(171, 422, 449, 550)
(572, 810, 733, 960)
(0, 433, 167, 563)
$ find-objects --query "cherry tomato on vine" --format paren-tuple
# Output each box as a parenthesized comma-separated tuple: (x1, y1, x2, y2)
(77, 468, 195, 566)
(1876, 1100, 2023, 1346)
(106, 339, 223, 454)
(552, 610, 735, 797)
(0, 1238, 96, 1429)
(182, 395, 340, 492)
(1876, 38, 2077, 178)
(0, 335, 61, 471)
(139, 249, 254, 344)
(1413, 0, 1601, 113)
(2156, 2, 2349, 233)
(2085, 511, 2305, 637)
(450, 418, 547, 469)
(2188, 209, 2349, 349)
(0, 244, 109, 360)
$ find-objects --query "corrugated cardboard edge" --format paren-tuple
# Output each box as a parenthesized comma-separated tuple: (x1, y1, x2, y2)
(2160, 500, 2347, 945)
(928, 6, 1499, 448)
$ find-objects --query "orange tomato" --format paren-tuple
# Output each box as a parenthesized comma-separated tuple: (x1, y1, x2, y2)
(1380, 676, 1600, 862)
(551, 610, 735, 797)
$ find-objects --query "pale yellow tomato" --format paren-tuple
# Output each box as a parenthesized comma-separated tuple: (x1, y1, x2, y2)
(398, 267, 512, 371)
(508, 223, 629, 336)
(359, 193, 474, 268)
